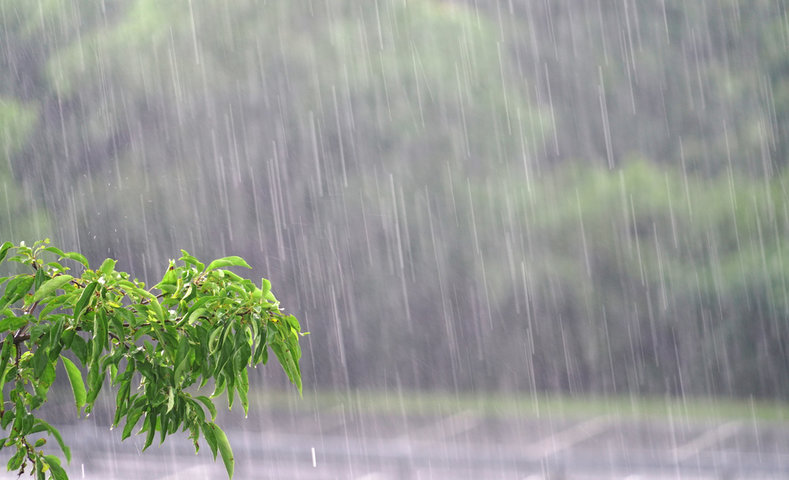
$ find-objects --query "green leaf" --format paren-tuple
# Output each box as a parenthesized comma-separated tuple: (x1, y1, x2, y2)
(35, 420, 71, 463)
(212, 375, 227, 399)
(61, 328, 75, 348)
(143, 410, 157, 451)
(113, 307, 137, 330)
(35, 456, 44, 480)
(61, 356, 86, 411)
(0, 275, 34, 309)
(62, 251, 89, 268)
(180, 250, 205, 272)
(264, 290, 278, 304)
(122, 407, 144, 441)
(0, 315, 29, 333)
(28, 322, 49, 344)
(148, 298, 165, 322)
(39, 361, 56, 390)
(253, 338, 268, 366)
(12, 396, 24, 433)
(284, 314, 301, 331)
(270, 328, 302, 394)
(114, 379, 131, 424)
(91, 311, 108, 365)
(208, 326, 224, 354)
(117, 280, 156, 301)
(74, 281, 98, 321)
(70, 335, 88, 365)
(48, 317, 66, 361)
(173, 336, 190, 380)
(166, 387, 175, 413)
(33, 346, 49, 377)
(160, 415, 172, 444)
(0, 335, 14, 382)
(43, 455, 69, 480)
(108, 313, 126, 344)
(37, 296, 67, 319)
(195, 395, 217, 422)
(98, 258, 117, 275)
(202, 422, 218, 460)
(211, 423, 235, 479)
(7, 448, 24, 471)
(207, 256, 251, 271)
(42, 246, 66, 257)
(85, 364, 105, 408)
(33, 267, 46, 290)
(0, 242, 13, 263)
(0, 409, 14, 428)
(184, 307, 207, 326)
(237, 369, 249, 417)
(260, 278, 271, 297)
(31, 275, 73, 303)
(187, 399, 206, 425)
(222, 270, 244, 283)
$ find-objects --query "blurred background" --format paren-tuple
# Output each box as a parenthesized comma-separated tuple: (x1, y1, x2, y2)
(2, 0, 789, 478)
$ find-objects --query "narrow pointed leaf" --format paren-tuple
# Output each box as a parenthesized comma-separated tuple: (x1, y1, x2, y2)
(0, 242, 13, 263)
(143, 410, 157, 451)
(195, 395, 218, 422)
(98, 258, 117, 275)
(0, 315, 29, 333)
(35, 420, 71, 463)
(74, 281, 98, 320)
(122, 408, 144, 441)
(207, 256, 251, 271)
(208, 423, 234, 478)
(0, 276, 34, 310)
(43, 455, 69, 480)
(61, 356, 86, 411)
(62, 251, 89, 268)
(32, 275, 73, 303)
(42, 246, 66, 257)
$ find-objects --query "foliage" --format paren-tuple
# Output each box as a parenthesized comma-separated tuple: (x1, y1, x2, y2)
(0, 240, 303, 479)
(3, 0, 543, 392)
(485, 0, 789, 173)
(0, 99, 48, 242)
(2, 0, 789, 401)
(480, 160, 789, 396)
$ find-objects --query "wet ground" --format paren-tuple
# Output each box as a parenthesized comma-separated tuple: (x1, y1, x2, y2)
(6, 406, 787, 479)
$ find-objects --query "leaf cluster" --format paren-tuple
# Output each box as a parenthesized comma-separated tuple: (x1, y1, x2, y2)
(0, 239, 304, 479)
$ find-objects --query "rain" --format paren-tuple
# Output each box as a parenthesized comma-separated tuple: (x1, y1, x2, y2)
(2, 0, 789, 478)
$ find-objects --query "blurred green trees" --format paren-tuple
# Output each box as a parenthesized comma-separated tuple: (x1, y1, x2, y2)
(0, 99, 47, 241)
(482, 160, 789, 395)
(2, 0, 789, 398)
